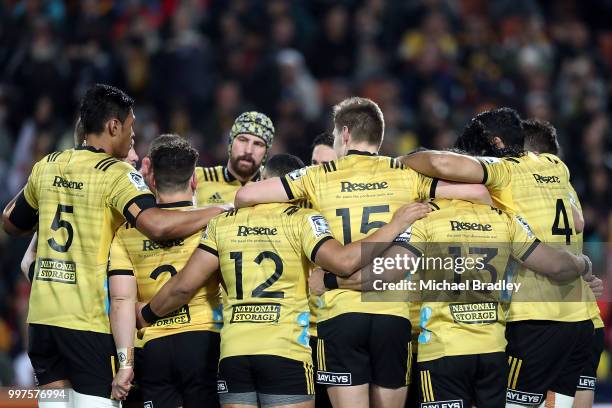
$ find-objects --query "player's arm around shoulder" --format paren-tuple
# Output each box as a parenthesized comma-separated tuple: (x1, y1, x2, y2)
(138, 219, 222, 327)
(234, 176, 293, 208)
(397, 150, 485, 183)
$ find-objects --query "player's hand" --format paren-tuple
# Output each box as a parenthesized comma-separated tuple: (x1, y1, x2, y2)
(584, 275, 604, 299)
(135, 302, 149, 329)
(391, 202, 431, 227)
(309, 268, 326, 296)
(111, 367, 133, 400)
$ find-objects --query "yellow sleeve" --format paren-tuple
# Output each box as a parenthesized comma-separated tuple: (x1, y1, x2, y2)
(477, 156, 511, 190)
(401, 168, 438, 201)
(282, 166, 318, 203)
(296, 210, 334, 263)
(198, 217, 219, 257)
(23, 160, 42, 209)
(108, 229, 134, 275)
(509, 215, 540, 261)
(392, 218, 428, 257)
(107, 165, 155, 216)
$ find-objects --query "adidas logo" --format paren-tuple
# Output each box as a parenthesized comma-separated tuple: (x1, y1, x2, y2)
(208, 192, 223, 202)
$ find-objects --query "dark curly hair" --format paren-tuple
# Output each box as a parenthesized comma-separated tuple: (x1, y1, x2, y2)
(264, 154, 305, 178)
(523, 118, 559, 155)
(149, 134, 199, 193)
(79, 84, 134, 135)
(455, 108, 525, 158)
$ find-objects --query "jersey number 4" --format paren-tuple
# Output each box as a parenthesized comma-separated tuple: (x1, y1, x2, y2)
(552, 199, 572, 244)
(230, 251, 284, 299)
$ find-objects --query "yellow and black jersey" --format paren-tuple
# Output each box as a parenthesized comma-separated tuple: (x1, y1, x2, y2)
(108, 202, 222, 345)
(16, 146, 155, 333)
(281, 151, 435, 322)
(478, 152, 593, 322)
(195, 165, 260, 206)
(403, 200, 539, 362)
(199, 203, 334, 362)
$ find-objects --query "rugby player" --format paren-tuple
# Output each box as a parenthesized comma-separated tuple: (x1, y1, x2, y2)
(312, 198, 593, 408)
(233, 97, 490, 408)
(192, 111, 274, 206)
(262, 153, 332, 408)
(522, 119, 604, 408)
(137, 197, 430, 408)
(398, 108, 596, 407)
(2, 84, 227, 407)
(311, 132, 337, 165)
(109, 134, 221, 407)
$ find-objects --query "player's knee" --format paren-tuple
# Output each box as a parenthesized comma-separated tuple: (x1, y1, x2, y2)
(71, 389, 120, 408)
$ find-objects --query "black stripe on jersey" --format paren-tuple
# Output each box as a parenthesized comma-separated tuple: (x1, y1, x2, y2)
(208, 167, 215, 181)
(213, 167, 220, 182)
(198, 243, 219, 257)
(520, 239, 541, 262)
(47, 152, 61, 162)
(323, 162, 331, 173)
(310, 235, 334, 263)
(283, 205, 300, 216)
(202, 168, 209, 181)
(429, 202, 440, 211)
(478, 160, 488, 184)
(108, 269, 134, 276)
(100, 159, 119, 171)
(281, 176, 295, 200)
(330, 161, 337, 171)
(8, 191, 38, 231)
(122, 194, 156, 225)
(429, 178, 439, 199)
(389, 158, 395, 168)
(505, 158, 520, 164)
(95, 157, 116, 170)
(225, 209, 239, 217)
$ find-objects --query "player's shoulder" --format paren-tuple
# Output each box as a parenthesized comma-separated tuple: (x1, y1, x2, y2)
(114, 219, 140, 240)
(196, 165, 223, 183)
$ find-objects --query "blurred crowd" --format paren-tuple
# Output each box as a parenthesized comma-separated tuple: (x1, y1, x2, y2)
(0, 0, 610, 389)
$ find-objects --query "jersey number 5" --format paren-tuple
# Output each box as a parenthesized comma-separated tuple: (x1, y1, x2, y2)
(230, 251, 284, 299)
(48, 204, 74, 253)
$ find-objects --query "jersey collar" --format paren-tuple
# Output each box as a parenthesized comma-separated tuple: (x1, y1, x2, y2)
(76, 145, 107, 154)
(347, 150, 377, 156)
(223, 166, 261, 186)
(156, 201, 193, 208)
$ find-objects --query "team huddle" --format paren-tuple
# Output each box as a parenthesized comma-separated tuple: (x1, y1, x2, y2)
(1, 84, 603, 408)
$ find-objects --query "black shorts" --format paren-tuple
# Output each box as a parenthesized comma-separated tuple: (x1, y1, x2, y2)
(316, 313, 411, 388)
(576, 327, 605, 392)
(141, 331, 220, 408)
(218, 355, 315, 396)
(310, 336, 332, 408)
(28, 324, 116, 398)
(418, 352, 507, 408)
(505, 319, 594, 405)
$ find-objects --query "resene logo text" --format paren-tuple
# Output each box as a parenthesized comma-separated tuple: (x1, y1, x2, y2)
(340, 181, 388, 192)
(449, 221, 492, 231)
(237, 226, 278, 236)
(52, 176, 83, 190)
(532, 174, 560, 184)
